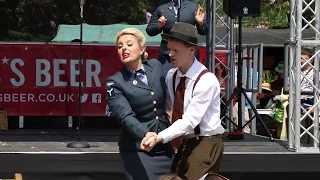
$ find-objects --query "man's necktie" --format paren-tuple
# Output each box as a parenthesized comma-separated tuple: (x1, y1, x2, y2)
(134, 69, 148, 85)
(170, 76, 186, 150)
(173, 1, 178, 14)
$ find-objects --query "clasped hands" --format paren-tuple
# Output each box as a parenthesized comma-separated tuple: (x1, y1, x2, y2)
(140, 132, 163, 152)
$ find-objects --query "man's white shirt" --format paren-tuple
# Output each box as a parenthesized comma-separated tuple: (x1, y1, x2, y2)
(160, 59, 225, 144)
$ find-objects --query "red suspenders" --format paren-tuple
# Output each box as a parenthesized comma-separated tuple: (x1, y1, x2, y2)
(172, 69, 209, 135)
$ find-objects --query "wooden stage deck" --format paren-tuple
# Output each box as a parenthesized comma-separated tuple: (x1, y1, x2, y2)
(0, 129, 319, 180)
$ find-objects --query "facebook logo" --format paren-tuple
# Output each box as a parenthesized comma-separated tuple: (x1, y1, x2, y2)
(92, 93, 101, 103)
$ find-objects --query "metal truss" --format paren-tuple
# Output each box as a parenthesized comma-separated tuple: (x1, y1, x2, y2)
(286, 0, 320, 152)
(206, 0, 235, 130)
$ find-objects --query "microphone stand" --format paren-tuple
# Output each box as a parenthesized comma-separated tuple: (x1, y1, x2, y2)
(67, 0, 91, 148)
(221, 17, 274, 141)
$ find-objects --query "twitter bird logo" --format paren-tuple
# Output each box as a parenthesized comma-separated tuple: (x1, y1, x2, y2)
(80, 93, 88, 103)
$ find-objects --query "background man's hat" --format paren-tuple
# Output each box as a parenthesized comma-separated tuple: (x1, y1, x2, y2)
(261, 82, 272, 92)
(275, 61, 284, 73)
(161, 22, 198, 45)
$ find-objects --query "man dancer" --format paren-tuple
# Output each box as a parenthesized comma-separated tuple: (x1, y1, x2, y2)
(141, 22, 224, 180)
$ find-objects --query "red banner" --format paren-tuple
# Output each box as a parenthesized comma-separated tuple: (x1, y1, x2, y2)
(0, 43, 160, 116)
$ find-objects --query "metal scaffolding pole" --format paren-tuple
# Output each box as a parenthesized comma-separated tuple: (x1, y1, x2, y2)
(207, 0, 235, 131)
(288, 0, 320, 152)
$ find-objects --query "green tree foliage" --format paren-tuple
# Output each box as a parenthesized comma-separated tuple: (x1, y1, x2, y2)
(260, 0, 313, 28)
(1, 0, 159, 41)
(0, 0, 19, 40)
(1, 0, 300, 41)
(15, 0, 62, 36)
(260, 0, 290, 29)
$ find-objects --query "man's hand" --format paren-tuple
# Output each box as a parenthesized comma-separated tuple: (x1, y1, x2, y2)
(157, 10, 167, 29)
(195, 4, 205, 27)
(141, 132, 157, 152)
(143, 132, 157, 145)
(140, 132, 164, 152)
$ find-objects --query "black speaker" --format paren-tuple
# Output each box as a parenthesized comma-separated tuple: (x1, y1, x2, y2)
(223, 0, 260, 18)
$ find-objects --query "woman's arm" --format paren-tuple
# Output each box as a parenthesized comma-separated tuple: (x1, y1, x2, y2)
(106, 79, 148, 140)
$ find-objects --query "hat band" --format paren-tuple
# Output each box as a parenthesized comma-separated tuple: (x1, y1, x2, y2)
(169, 31, 197, 45)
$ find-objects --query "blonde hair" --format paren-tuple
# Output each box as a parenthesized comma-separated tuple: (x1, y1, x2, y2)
(115, 27, 148, 60)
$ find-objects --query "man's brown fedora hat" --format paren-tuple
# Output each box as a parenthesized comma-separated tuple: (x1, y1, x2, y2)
(161, 22, 198, 46)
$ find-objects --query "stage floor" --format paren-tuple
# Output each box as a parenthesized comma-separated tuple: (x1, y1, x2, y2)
(0, 129, 288, 153)
(0, 129, 320, 180)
